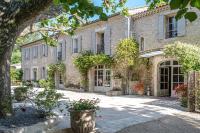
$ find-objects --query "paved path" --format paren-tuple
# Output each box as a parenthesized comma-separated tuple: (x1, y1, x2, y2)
(51, 90, 200, 133)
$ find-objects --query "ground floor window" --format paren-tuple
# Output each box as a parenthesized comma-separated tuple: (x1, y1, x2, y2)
(59, 73, 63, 84)
(159, 60, 184, 96)
(33, 68, 37, 81)
(94, 65, 111, 87)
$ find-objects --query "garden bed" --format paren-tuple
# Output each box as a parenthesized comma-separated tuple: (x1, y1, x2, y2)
(0, 107, 59, 133)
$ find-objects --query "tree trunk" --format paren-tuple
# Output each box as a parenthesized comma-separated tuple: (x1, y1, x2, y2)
(0, 45, 13, 117)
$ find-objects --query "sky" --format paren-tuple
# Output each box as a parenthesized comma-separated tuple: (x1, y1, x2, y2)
(93, 0, 147, 9)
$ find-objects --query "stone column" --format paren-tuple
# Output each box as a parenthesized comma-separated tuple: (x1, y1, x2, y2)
(188, 71, 196, 112)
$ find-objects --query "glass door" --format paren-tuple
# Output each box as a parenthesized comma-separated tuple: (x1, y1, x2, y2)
(159, 67, 170, 96)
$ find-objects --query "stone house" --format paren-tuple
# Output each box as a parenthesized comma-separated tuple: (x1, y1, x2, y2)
(21, 5, 200, 97)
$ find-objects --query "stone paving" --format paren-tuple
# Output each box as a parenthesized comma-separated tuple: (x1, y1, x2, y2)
(51, 90, 200, 133)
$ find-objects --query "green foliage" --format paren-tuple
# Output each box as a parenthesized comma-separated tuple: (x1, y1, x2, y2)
(196, 87, 200, 110)
(74, 51, 113, 75)
(14, 87, 29, 101)
(164, 42, 200, 72)
(146, 0, 200, 22)
(11, 68, 23, 81)
(11, 48, 21, 64)
(35, 62, 65, 116)
(114, 38, 139, 78)
(74, 51, 113, 88)
(69, 99, 100, 111)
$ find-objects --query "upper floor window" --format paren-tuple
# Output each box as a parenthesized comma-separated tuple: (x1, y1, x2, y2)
(140, 37, 144, 51)
(42, 45, 48, 57)
(166, 16, 177, 38)
(73, 38, 78, 53)
(25, 48, 30, 60)
(57, 42, 62, 61)
(97, 33, 105, 54)
(33, 46, 38, 59)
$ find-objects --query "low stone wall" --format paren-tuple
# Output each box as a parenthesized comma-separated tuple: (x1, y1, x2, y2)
(0, 117, 60, 133)
(106, 91, 123, 96)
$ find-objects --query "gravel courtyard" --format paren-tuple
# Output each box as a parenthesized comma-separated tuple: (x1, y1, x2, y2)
(52, 90, 200, 133)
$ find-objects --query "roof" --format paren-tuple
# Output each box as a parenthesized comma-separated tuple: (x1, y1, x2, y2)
(132, 4, 169, 20)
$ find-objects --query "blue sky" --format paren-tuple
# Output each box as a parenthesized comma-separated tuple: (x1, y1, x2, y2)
(93, 0, 146, 8)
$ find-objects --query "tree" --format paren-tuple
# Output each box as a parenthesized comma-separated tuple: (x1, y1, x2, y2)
(146, 0, 200, 22)
(0, 0, 127, 118)
(114, 38, 139, 94)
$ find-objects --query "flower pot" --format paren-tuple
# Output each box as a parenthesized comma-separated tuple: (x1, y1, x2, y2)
(69, 109, 95, 133)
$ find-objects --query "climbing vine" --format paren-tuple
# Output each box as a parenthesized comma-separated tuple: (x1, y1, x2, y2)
(74, 51, 113, 88)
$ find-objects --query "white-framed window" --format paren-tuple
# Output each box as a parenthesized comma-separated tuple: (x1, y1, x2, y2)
(140, 37, 144, 51)
(73, 38, 78, 53)
(94, 65, 111, 87)
(166, 16, 177, 38)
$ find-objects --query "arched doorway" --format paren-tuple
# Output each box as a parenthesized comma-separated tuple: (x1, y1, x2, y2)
(159, 60, 184, 97)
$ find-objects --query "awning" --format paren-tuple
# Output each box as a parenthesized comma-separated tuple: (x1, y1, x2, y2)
(140, 50, 164, 58)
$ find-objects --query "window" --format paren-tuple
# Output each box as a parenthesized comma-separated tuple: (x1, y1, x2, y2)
(33, 46, 38, 58)
(166, 16, 177, 38)
(73, 38, 78, 53)
(97, 33, 105, 54)
(140, 37, 144, 51)
(41, 67, 46, 79)
(57, 43, 62, 60)
(25, 48, 30, 60)
(59, 73, 63, 84)
(42, 45, 48, 57)
(94, 65, 111, 87)
(33, 68, 37, 81)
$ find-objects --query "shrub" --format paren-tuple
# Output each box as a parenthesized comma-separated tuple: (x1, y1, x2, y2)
(14, 87, 29, 101)
(175, 84, 188, 107)
(69, 99, 100, 111)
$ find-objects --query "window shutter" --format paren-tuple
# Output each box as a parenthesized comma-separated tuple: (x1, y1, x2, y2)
(91, 31, 96, 53)
(46, 45, 48, 57)
(71, 38, 74, 54)
(177, 17, 186, 37)
(158, 15, 165, 39)
(104, 26, 111, 55)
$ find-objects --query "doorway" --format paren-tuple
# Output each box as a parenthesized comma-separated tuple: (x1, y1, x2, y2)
(159, 60, 184, 97)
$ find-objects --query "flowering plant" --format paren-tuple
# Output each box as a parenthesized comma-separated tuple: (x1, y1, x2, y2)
(133, 82, 144, 94)
(69, 98, 100, 111)
(175, 84, 188, 97)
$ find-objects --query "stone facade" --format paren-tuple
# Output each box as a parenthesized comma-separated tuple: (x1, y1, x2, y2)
(21, 5, 200, 96)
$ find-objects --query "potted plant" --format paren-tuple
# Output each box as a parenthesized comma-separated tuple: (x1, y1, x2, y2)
(133, 82, 144, 95)
(68, 98, 100, 133)
(175, 84, 188, 107)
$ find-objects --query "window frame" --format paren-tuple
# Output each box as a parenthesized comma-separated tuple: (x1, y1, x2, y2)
(166, 16, 177, 39)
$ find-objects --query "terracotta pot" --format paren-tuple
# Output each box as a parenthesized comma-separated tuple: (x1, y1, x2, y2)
(69, 109, 95, 133)
(138, 90, 144, 95)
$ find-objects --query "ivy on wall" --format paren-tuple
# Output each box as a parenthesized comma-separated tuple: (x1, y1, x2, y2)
(74, 51, 113, 88)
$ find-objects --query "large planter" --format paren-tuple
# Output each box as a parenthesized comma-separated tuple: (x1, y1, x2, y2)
(69, 109, 95, 133)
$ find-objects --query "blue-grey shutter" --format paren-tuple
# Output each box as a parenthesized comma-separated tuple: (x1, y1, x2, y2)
(104, 26, 111, 55)
(54, 47, 57, 61)
(40, 45, 43, 57)
(177, 17, 186, 36)
(71, 38, 74, 54)
(91, 31, 96, 53)
(158, 15, 165, 39)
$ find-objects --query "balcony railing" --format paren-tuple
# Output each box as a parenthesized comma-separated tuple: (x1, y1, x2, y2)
(97, 44, 104, 54)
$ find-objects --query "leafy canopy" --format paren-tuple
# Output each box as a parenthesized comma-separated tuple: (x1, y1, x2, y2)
(164, 42, 200, 72)
(146, 0, 200, 22)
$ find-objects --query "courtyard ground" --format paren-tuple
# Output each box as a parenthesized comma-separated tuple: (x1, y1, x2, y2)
(51, 90, 200, 133)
